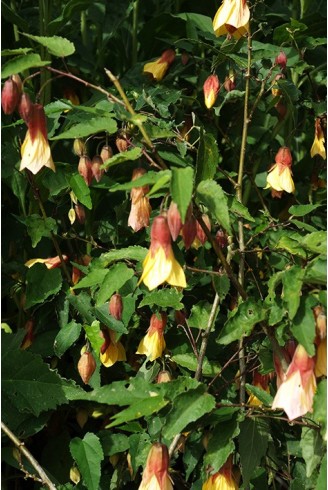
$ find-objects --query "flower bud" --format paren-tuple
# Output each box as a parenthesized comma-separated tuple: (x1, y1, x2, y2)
(73, 138, 86, 156)
(70, 466, 81, 484)
(224, 70, 236, 92)
(76, 408, 89, 428)
(196, 214, 211, 245)
(100, 144, 113, 164)
(11, 74, 23, 93)
(157, 370, 172, 383)
(74, 203, 86, 224)
(167, 201, 182, 241)
(68, 208, 76, 225)
(1, 76, 21, 114)
(181, 205, 197, 250)
(91, 155, 104, 183)
(116, 135, 129, 152)
(78, 155, 93, 186)
(175, 309, 187, 326)
(275, 50, 287, 70)
(215, 229, 228, 249)
(77, 351, 96, 384)
(18, 93, 33, 123)
(109, 293, 123, 321)
(161, 48, 176, 65)
(203, 74, 220, 109)
(139, 442, 173, 490)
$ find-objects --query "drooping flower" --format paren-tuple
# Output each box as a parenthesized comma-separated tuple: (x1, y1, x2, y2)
(213, 0, 250, 39)
(310, 118, 326, 159)
(139, 215, 187, 290)
(272, 344, 317, 421)
(138, 442, 173, 490)
(265, 146, 295, 194)
(25, 255, 68, 269)
(193, 214, 211, 249)
(109, 293, 123, 321)
(128, 168, 152, 232)
(202, 456, 238, 490)
(181, 204, 197, 250)
(91, 155, 104, 183)
(167, 201, 182, 241)
(203, 74, 220, 109)
(78, 350, 96, 384)
(1, 75, 22, 114)
(78, 155, 93, 186)
(99, 329, 126, 368)
(136, 313, 167, 361)
(143, 49, 176, 82)
(20, 104, 55, 174)
(275, 51, 288, 70)
(273, 339, 297, 388)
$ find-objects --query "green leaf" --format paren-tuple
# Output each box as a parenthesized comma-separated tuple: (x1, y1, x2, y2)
(95, 246, 147, 267)
(67, 292, 96, 324)
(170, 167, 194, 223)
(313, 379, 327, 440)
(188, 301, 212, 330)
(289, 204, 322, 217)
(69, 174, 92, 209)
(217, 299, 267, 345)
(25, 264, 62, 309)
(162, 386, 216, 440)
(147, 172, 171, 197)
(54, 321, 82, 357)
(139, 289, 183, 309)
(300, 426, 323, 478)
(73, 268, 108, 289)
(245, 384, 273, 405)
(316, 453, 327, 490)
(290, 296, 317, 356)
(1, 53, 50, 79)
(52, 116, 117, 140)
(17, 214, 57, 247)
(301, 231, 327, 254)
(196, 180, 232, 235)
(195, 132, 219, 185)
(275, 235, 307, 259)
(128, 433, 152, 475)
(96, 263, 135, 306)
(281, 266, 305, 320)
(239, 418, 269, 487)
(204, 414, 240, 473)
(21, 33, 75, 57)
(229, 197, 255, 222)
(101, 147, 142, 170)
(84, 321, 103, 356)
(98, 431, 130, 456)
(106, 396, 169, 428)
(109, 171, 170, 193)
(171, 353, 221, 376)
(213, 274, 230, 300)
(93, 304, 128, 334)
(304, 257, 327, 285)
(70, 433, 104, 490)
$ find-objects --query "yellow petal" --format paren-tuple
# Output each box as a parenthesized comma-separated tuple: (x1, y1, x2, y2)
(143, 60, 168, 81)
(165, 249, 187, 288)
(272, 370, 316, 420)
(20, 130, 55, 174)
(100, 343, 119, 367)
(279, 167, 295, 193)
(138, 247, 173, 291)
(136, 331, 166, 361)
(311, 136, 326, 159)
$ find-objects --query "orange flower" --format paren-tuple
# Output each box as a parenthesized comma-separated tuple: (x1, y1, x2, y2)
(202, 456, 238, 490)
(128, 168, 152, 232)
(25, 255, 68, 269)
(143, 49, 176, 81)
(136, 313, 167, 361)
(138, 443, 173, 490)
(272, 344, 317, 421)
(203, 74, 220, 109)
(265, 146, 295, 194)
(310, 118, 326, 159)
(99, 329, 126, 368)
(213, 0, 250, 39)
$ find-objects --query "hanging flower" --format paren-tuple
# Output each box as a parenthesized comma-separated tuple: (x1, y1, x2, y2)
(275, 51, 288, 70)
(181, 204, 197, 250)
(136, 313, 167, 361)
(138, 215, 187, 290)
(310, 118, 326, 159)
(203, 74, 220, 109)
(143, 49, 176, 82)
(213, 0, 250, 39)
(138, 442, 173, 490)
(99, 329, 126, 368)
(128, 168, 152, 232)
(265, 146, 295, 194)
(167, 201, 183, 241)
(192, 214, 211, 249)
(1, 75, 22, 114)
(25, 255, 68, 269)
(202, 456, 238, 490)
(20, 104, 55, 174)
(272, 344, 317, 421)
(109, 293, 123, 321)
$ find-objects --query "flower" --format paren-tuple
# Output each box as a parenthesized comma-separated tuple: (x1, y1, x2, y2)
(275, 51, 287, 70)
(78, 351, 96, 384)
(167, 201, 182, 241)
(143, 49, 175, 81)
(78, 155, 93, 186)
(213, 0, 250, 39)
(313, 305, 327, 377)
(310, 118, 326, 159)
(202, 456, 237, 490)
(181, 204, 197, 250)
(193, 214, 211, 249)
(128, 168, 152, 232)
(138, 215, 187, 290)
(203, 75, 220, 109)
(1, 75, 22, 114)
(136, 313, 167, 361)
(265, 146, 295, 194)
(272, 344, 317, 421)
(20, 104, 55, 174)
(138, 442, 173, 490)
(109, 293, 123, 321)
(25, 255, 68, 269)
(100, 329, 126, 368)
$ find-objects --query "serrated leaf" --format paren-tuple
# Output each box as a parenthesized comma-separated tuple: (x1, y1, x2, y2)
(95, 246, 147, 267)
(73, 268, 108, 289)
(54, 321, 82, 357)
(217, 299, 267, 345)
(229, 197, 255, 222)
(197, 180, 232, 234)
(147, 172, 171, 197)
(21, 33, 75, 57)
(300, 426, 323, 478)
(245, 384, 273, 405)
(69, 174, 92, 209)
(67, 292, 96, 324)
(301, 231, 327, 254)
(290, 296, 316, 356)
(317, 453, 327, 490)
(84, 321, 103, 356)
(25, 264, 62, 308)
(304, 257, 326, 285)
(213, 274, 230, 299)
(195, 132, 219, 184)
(109, 171, 170, 193)
(204, 414, 240, 473)
(52, 116, 117, 140)
(70, 433, 104, 490)
(106, 396, 169, 428)
(96, 263, 135, 306)
(101, 147, 142, 170)
(188, 301, 212, 329)
(171, 353, 221, 376)
(275, 235, 307, 259)
(281, 266, 305, 320)
(289, 204, 322, 217)
(239, 418, 269, 487)
(162, 386, 216, 440)
(93, 304, 128, 334)
(139, 289, 183, 309)
(170, 167, 194, 223)
(1, 54, 50, 79)
(98, 431, 130, 456)
(313, 379, 327, 440)
(16, 214, 57, 247)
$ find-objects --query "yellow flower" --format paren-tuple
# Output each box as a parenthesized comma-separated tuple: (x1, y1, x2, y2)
(128, 168, 152, 232)
(100, 329, 126, 367)
(265, 146, 295, 194)
(139, 215, 186, 291)
(143, 49, 175, 82)
(311, 118, 326, 159)
(315, 338, 327, 377)
(20, 104, 55, 174)
(202, 456, 238, 490)
(137, 313, 167, 361)
(138, 443, 173, 490)
(213, 0, 250, 39)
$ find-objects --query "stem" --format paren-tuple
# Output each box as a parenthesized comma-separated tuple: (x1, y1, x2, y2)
(195, 293, 220, 381)
(39, 0, 52, 105)
(1, 421, 57, 490)
(10, 0, 20, 41)
(81, 10, 88, 47)
(132, 0, 139, 66)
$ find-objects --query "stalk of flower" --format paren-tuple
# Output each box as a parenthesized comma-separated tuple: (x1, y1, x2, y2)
(20, 103, 55, 174)
(213, 0, 250, 39)
(128, 168, 152, 232)
(136, 313, 167, 361)
(99, 328, 126, 368)
(265, 146, 295, 195)
(143, 48, 176, 82)
(138, 215, 187, 290)
(203, 74, 220, 109)
(138, 442, 173, 490)
(272, 344, 317, 421)
(202, 455, 238, 490)
(310, 118, 326, 159)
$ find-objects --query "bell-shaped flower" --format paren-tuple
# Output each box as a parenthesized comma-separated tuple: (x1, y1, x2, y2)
(136, 313, 167, 361)
(203, 74, 220, 109)
(143, 49, 176, 82)
(272, 344, 317, 421)
(139, 215, 187, 290)
(20, 104, 55, 174)
(265, 146, 295, 194)
(213, 0, 250, 39)
(138, 442, 173, 490)
(202, 456, 238, 490)
(128, 168, 152, 232)
(310, 118, 326, 159)
(99, 329, 126, 368)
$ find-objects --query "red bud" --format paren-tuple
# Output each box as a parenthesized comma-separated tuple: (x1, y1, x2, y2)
(1, 76, 21, 114)
(77, 352, 96, 384)
(78, 155, 93, 186)
(275, 51, 287, 70)
(18, 93, 33, 123)
(91, 155, 104, 183)
(109, 293, 123, 321)
(167, 201, 183, 241)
